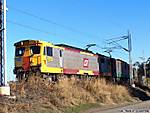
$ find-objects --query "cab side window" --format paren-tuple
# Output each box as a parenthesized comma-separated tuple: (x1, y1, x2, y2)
(44, 47, 53, 56)
(47, 47, 53, 56)
(60, 50, 62, 57)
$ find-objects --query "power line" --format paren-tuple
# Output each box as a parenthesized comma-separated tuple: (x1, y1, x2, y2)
(8, 6, 100, 39)
(7, 20, 88, 45)
(7, 20, 60, 36)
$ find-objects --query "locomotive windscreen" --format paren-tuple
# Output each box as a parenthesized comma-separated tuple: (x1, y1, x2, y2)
(15, 47, 25, 56)
(30, 46, 40, 54)
(15, 46, 40, 57)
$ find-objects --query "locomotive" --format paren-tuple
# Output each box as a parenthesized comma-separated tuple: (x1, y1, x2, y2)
(13, 40, 130, 82)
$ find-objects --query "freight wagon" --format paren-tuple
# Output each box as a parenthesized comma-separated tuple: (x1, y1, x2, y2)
(115, 59, 130, 82)
(97, 54, 112, 77)
(96, 54, 129, 82)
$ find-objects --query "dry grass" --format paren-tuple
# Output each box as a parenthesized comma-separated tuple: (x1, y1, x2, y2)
(0, 76, 133, 113)
(78, 79, 132, 104)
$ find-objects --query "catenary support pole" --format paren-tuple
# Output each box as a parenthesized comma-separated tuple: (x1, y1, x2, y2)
(0, 0, 7, 86)
(0, 0, 10, 96)
(128, 31, 133, 84)
(3, 0, 7, 85)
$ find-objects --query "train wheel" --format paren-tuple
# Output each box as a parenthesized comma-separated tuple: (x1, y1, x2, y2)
(16, 73, 24, 82)
(36, 70, 41, 76)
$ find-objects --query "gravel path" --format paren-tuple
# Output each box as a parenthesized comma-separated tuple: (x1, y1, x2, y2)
(87, 101, 150, 113)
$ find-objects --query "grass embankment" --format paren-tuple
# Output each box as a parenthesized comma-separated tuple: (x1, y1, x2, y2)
(0, 76, 134, 113)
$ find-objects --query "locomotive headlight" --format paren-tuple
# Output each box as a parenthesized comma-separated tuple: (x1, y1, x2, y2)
(32, 59, 35, 63)
(30, 61, 33, 64)
(21, 42, 23, 45)
(30, 59, 34, 64)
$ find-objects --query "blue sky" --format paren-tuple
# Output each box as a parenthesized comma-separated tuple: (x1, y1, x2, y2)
(7, 0, 150, 80)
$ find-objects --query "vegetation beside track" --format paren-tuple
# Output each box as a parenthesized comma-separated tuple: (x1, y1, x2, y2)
(0, 76, 137, 113)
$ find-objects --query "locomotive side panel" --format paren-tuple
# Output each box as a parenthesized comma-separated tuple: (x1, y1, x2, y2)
(63, 50, 81, 70)
(46, 48, 62, 68)
(40, 44, 63, 74)
(62, 48, 99, 75)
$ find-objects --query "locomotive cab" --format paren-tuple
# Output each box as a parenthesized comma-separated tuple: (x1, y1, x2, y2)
(14, 40, 63, 80)
(14, 40, 42, 79)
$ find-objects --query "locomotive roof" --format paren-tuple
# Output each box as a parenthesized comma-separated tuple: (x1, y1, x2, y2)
(14, 40, 54, 46)
(56, 44, 94, 54)
(14, 40, 41, 46)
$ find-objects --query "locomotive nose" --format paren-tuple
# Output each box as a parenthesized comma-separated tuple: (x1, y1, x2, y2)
(23, 56, 30, 71)
(22, 48, 31, 71)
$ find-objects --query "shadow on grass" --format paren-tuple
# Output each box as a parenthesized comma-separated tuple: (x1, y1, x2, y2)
(129, 86, 150, 101)
(137, 85, 150, 93)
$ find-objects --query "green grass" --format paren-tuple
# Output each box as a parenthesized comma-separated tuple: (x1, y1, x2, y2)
(64, 103, 100, 113)
(17, 103, 100, 113)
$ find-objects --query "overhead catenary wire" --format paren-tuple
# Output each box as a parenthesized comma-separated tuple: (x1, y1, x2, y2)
(7, 20, 88, 46)
(8, 5, 128, 53)
(8, 6, 100, 39)
(7, 20, 59, 36)
(8, 5, 128, 52)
